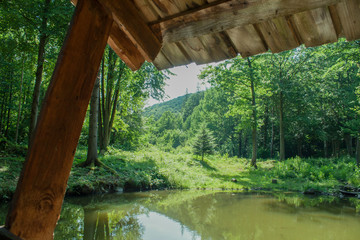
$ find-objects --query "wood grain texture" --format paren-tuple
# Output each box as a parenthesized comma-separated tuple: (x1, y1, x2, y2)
(161, 42, 192, 66)
(155, 0, 342, 43)
(226, 24, 268, 57)
(98, 0, 162, 61)
(336, 0, 360, 41)
(5, 0, 112, 239)
(153, 50, 173, 69)
(291, 7, 338, 47)
(108, 23, 145, 71)
(256, 17, 300, 53)
(133, 0, 160, 22)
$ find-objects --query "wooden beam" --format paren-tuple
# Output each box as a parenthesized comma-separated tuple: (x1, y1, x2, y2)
(152, 0, 343, 43)
(5, 0, 112, 239)
(108, 22, 145, 71)
(98, 0, 162, 62)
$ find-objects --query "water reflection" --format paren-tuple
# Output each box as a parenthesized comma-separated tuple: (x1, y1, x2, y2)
(1, 191, 359, 239)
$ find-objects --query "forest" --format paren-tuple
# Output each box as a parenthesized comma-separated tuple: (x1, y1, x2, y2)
(1, 0, 360, 204)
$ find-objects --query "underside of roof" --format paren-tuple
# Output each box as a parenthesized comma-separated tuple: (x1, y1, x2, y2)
(86, 0, 360, 70)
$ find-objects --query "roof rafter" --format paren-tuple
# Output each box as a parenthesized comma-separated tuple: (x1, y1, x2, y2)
(98, 0, 162, 62)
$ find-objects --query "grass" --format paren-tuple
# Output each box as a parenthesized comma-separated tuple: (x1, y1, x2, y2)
(1, 145, 359, 203)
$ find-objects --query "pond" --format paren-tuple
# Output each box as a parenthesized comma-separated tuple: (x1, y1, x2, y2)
(1, 191, 360, 239)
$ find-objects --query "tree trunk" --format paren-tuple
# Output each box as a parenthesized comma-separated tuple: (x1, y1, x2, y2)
(297, 138, 302, 157)
(15, 57, 25, 143)
(80, 73, 101, 167)
(279, 91, 285, 161)
(4, 76, 13, 138)
(100, 49, 116, 151)
(99, 52, 123, 152)
(247, 58, 257, 169)
(344, 133, 353, 156)
(263, 105, 269, 152)
(29, 0, 51, 144)
(356, 137, 360, 167)
(324, 140, 328, 158)
(270, 121, 274, 158)
(243, 131, 248, 158)
(238, 130, 242, 158)
(0, 91, 6, 135)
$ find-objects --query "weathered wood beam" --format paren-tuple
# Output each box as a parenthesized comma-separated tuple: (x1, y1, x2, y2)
(152, 0, 343, 43)
(98, 0, 162, 62)
(71, 0, 147, 70)
(5, 0, 112, 239)
(108, 22, 145, 71)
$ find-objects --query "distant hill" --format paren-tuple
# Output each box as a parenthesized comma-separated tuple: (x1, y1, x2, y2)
(143, 94, 191, 120)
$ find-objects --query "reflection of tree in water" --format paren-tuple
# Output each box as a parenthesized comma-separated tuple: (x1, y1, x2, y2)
(83, 207, 144, 240)
(55, 203, 84, 239)
(111, 212, 144, 240)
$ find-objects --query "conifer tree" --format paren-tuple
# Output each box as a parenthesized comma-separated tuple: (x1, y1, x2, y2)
(193, 126, 216, 161)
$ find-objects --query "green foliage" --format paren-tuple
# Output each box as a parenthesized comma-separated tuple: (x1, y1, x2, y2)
(192, 126, 216, 160)
(143, 94, 189, 120)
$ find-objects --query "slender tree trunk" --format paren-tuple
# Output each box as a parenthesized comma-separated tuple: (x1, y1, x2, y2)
(100, 50, 117, 151)
(344, 133, 353, 156)
(324, 140, 328, 158)
(80, 74, 100, 167)
(297, 138, 302, 157)
(244, 130, 248, 158)
(29, 0, 51, 143)
(279, 91, 285, 161)
(99, 52, 123, 152)
(98, 58, 104, 151)
(0, 91, 6, 134)
(15, 57, 25, 143)
(270, 121, 274, 158)
(247, 58, 257, 168)
(263, 105, 269, 152)
(332, 139, 339, 157)
(238, 130, 242, 158)
(356, 137, 360, 167)
(5, 76, 13, 138)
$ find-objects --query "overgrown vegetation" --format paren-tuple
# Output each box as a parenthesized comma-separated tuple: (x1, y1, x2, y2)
(1, 146, 359, 203)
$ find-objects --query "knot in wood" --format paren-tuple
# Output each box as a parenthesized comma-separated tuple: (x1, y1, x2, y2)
(36, 193, 55, 213)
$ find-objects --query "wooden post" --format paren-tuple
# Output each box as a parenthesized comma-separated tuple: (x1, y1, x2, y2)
(4, 0, 112, 239)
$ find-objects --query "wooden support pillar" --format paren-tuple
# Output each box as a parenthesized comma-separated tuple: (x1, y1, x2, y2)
(4, 0, 112, 239)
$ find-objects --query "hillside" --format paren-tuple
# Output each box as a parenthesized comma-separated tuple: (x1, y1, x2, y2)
(143, 94, 190, 120)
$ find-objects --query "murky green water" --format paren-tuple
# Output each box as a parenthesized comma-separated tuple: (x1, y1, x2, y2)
(1, 191, 360, 239)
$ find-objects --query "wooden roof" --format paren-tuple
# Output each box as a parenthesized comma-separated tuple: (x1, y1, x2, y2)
(86, 0, 360, 70)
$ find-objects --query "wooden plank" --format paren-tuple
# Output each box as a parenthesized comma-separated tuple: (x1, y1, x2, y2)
(133, 0, 160, 22)
(328, 5, 344, 37)
(152, 0, 342, 43)
(147, 0, 181, 18)
(291, 7, 338, 47)
(161, 42, 192, 66)
(257, 17, 300, 53)
(152, 50, 173, 70)
(5, 0, 112, 239)
(335, 0, 360, 41)
(98, 0, 162, 61)
(226, 24, 268, 57)
(108, 22, 145, 71)
(180, 33, 237, 65)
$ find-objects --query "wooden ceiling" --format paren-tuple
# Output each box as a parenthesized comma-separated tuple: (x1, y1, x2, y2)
(83, 0, 360, 70)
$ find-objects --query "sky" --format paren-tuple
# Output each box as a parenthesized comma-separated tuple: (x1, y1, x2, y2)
(146, 63, 211, 106)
